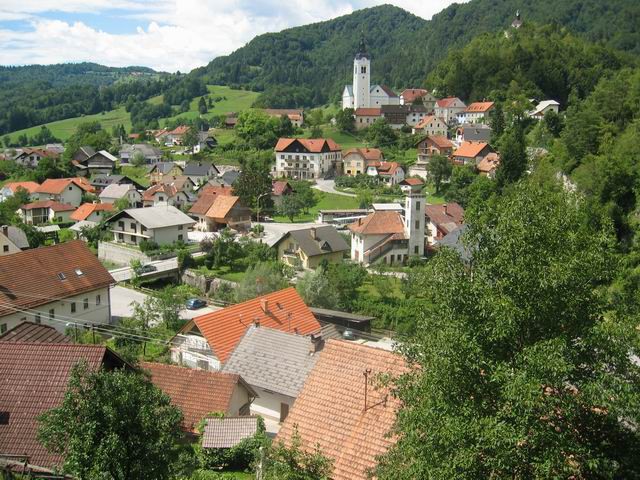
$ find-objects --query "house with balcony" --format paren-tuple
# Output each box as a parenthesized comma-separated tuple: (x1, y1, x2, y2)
(34, 177, 95, 207)
(452, 141, 495, 166)
(18, 200, 76, 225)
(342, 148, 383, 176)
(274, 138, 342, 180)
(105, 205, 195, 247)
(273, 226, 349, 270)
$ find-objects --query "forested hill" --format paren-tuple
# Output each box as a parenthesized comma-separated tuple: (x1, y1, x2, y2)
(0, 62, 158, 87)
(194, 0, 640, 107)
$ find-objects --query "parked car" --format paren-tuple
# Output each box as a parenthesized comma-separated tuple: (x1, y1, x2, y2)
(138, 264, 157, 274)
(186, 298, 207, 310)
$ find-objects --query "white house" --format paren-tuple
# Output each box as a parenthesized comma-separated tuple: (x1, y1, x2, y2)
(70, 203, 115, 224)
(106, 205, 195, 247)
(0, 225, 29, 256)
(434, 97, 467, 125)
(529, 100, 560, 119)
(0, 181, 40, 202)
(369, 85, 400, 107)
(0, 240, 114, 335)
(457, 102, 494, 125)
(274, 138, 342, 180)
(412, 115, 448, 136)
(18, 200, 76, 225)
(99, 184, 143, 207)
(13, 148, 58, 168)
(348, 192, 425, 266)
(34, 178, 94, 207)
(366, 161, 405, 186)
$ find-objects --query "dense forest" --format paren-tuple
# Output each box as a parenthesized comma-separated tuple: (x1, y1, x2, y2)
(192, 0, 640, 107)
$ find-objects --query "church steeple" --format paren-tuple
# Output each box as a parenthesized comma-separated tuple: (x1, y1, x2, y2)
(511, 9, 523, 29)
(355, 36, 369, 60)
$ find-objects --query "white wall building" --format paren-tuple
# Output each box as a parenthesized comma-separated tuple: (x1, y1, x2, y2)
(274, 138, 342, 179)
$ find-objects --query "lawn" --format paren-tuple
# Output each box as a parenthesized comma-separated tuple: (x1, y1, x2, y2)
(194, 265, 247, 283)
(303, 125, 366, 150)
(6, 106, 131, 143)
(273, 190, 360, 223)
(120, 165, 150, 187)
(159, 85, 260, 125)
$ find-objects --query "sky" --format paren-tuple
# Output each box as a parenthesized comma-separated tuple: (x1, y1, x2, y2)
(0, 0, 465, 73)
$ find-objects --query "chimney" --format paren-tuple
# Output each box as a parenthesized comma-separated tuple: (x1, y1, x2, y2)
(1, 225, 7, 237)
(310, 227, 317, 240)
(253, 319, 260, 327)
(260, 299, 269, 314)
(443, 203, 448, 215)
(309, 334, 323, 354)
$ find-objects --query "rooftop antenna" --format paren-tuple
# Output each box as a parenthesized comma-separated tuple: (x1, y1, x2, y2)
(287, 312, 292, 332)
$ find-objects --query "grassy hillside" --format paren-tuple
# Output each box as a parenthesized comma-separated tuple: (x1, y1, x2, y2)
(5, 106, 131, 143)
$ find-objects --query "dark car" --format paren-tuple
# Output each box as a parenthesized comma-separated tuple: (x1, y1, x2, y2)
(138, 264, 157, 274)
(186, 298, 207, 310)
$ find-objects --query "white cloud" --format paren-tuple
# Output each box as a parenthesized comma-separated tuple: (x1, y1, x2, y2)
(0, 0, 465, 72)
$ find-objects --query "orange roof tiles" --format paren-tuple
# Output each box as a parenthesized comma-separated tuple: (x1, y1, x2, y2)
(0, 240, 114, 317)
(21, 200, 76, 212)
(0, 321, 71, 344)
(453, 141, 491, 158)
(169, 125, 190, 135)
(3, 181, 40, 194)
(0, 343, 125, 471)
(369, 161, 402, 176)
(140, 362, 251, 433)
(400, 88, 429, 103)
(477, 152, 500, 174)
(143, 183, 179, 201)
(401, 178, 424, 186)
(415, 115, 446, 130)
(276, 340, 407, 480)
(348, 211, 405, 235)
(187, 287, 321, 364)
(425, 202, 465, 233)
(464, 101, 494, 113)
(428, 135, 453, 149)
(205, 195, 241, 220)
(35, 177, 94, 195)
(355, 107, 382, 116)
(272, 180, 292, 197)
(70, 202, 114, 221)
(275, 138, 341, 153)
(436, 97, 463, 108)
(343, 148, 383, 161)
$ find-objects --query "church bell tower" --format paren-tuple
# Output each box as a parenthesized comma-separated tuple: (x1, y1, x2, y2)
(353, 37, 371, 109)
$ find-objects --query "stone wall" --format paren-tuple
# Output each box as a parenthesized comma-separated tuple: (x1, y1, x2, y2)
(181, 269, 237, 296)
(98, 241, 150, 266)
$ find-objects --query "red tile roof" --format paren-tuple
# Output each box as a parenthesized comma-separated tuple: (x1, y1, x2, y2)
(415, 115, 446, 130)
(400, 88, 429, 103)
(276, 340, 407, 480)
(275, 138, 341, 153)
(189, 189, 232, 216)
(425, 202, 465, 234)
(20, 200, 76, 212)
(35, 177, 94, 195)
(348, 211, 405, 235)
(453, 141, 491, 158)
(0, 321, 71, 343)
(140, 362, 252, 433)
(436, 97, 463, 108)
(428, 135, 454, 149)
(199, 185, 233, 197)
(477, 152, 500, 174)
(143, 183, 179, 201)
(185, 287, 321, 364)
(205, 195, 242, 220)
(343, 148, 383, 161)
(3, 181, 40, 194)
(464, 101, 494, 113)
(0, 343, 125, 470)
(354, 108, 382, 117)
(369, 161, 402, 176)
(400, 178, 424, 186)
(169, 125, 190, 135)
(0, 240, 114, 317)
(272, 180, 292, 197)
(70, 202, 114, 221)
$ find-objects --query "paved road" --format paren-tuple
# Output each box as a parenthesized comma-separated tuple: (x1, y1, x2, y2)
(109, 252, 206, 283)
(313, 179, 356, 197)
(110, 285, 219, 323)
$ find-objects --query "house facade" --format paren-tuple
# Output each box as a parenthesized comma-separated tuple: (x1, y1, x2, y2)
(74, 150, 116, 176)
(34, 178, 93, 207)
(274, 226, 349, 270)
(412, 115, 448, 136)
(0, 181, 40, 202)
(416, 135, 454, 164)
(189, 195, 251, 233)
(274, 138, 342, 180)
(18, 200, 75, 225)
(148, 162, 183, 184)
(457, 101, 494, 124)
(70, 203, 115, 224)
(354, 108, 383, 130)
(366, 161, 405, 185)
(452, 141, 495, 165)
(99, 184, 143, 207)
(0, 241, 114, 335)
(425, 202, 464, 245)
(119, 143, 163, 163)
(0, 225, 29, 256)
(435, 97, 467, 125)
(106, 205, 195, 246)
(369, 85, 400, 107)
(342, 148, 383, 176)
(13, 148, 58, 168)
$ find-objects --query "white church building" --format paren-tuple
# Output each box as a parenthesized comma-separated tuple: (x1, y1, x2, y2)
(348, 185, 425, 266)
(342, 39, 400, 110)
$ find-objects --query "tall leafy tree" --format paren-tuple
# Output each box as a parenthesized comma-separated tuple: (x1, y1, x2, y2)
(426, 155, 452, 194)
(38, 363, 184, 480)
(377, 182, 640, 479)
(233, 156, 274, 213)
(495, 124, 527, 188)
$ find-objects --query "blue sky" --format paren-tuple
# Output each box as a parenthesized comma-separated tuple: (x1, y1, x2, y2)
(0, 0, 465, 72)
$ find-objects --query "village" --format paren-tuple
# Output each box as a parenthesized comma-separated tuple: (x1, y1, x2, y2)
(0, 5, 638, 479)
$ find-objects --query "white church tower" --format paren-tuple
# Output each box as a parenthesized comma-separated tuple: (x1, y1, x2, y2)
(353, 38, 371, 109)
(404, 190, 425, 257)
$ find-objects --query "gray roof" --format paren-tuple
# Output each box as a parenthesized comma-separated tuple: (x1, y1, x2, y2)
(275, 226, 349, 258)
(461, 124, 492, 142)
(99, 183, 138, 200)
(222, 326, 321, 398)
(2, 226, 29, 249)
(109, 205, 195, 229)
(69, 220, 98, 233)
(148, 162, 180, 174)
(435, 225, 471, 263)
(183, 162, 219, 177)
(120, 143, 162, 157)
(220, 170, 240, 186)
(202, 417, 260, 449)
(343, 85, 353, 97)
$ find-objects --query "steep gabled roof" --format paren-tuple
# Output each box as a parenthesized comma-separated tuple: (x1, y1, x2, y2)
(143, 183, 180, 201)
(205, 195, 243, 220)
(477, 152, 500, 174)
(183, 161, 219, 177)
(274, 138, 341, 153)
(343, 147, 383, 161)
(425, 202, 465, 234)
(400, 88, 429, 103)
(274, 226, 349, 258)
(223, 325, 321, 397)
(272, 180, 292, 197)
(203, 417, 261, 449)
(169, 125, 190, 135)
(0, 321, 71, 343)
(348, 211, 405, 235)
(35, 177, 94, 195)
(415, 115, 446, 130)
(140, 361, 254, 433)
(0, 343, 127, 471)
(370, 84, 398, 98)
(20, 200, 76, 212)
(3, 181, 40, 194)
(464, 101, 494, 113)
(436, 97, 465, 108)
(183, 287, 321, 364)
(70, 202, 115, 222)
(453, 141, 492, 158)
(99, 183, 139, 200)
(276, 340, 407, 480)
(0, 240, 114, 317)
(107, 205, 195, 230)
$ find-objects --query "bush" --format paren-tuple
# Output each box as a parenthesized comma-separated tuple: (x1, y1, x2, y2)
(139, 239, 160, 252)
(197, 417, 266, 471)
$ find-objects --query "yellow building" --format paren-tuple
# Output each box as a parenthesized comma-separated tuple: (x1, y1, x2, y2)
(274, 226, 349, 270)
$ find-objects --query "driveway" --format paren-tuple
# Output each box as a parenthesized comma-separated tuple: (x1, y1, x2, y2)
(313, 179, 356, 197)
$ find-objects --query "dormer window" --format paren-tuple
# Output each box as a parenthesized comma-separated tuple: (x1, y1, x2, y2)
(57, 272, 66, 280)
(75, 268, 84, 276)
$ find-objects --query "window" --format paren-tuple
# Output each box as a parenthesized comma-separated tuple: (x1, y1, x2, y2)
(415, 220, 420, 230)
(68, 186, 73, 191)
(96, 295, 101, 306)
(35, 313, 41, 324)
(49, 308, 54, 320)
(416, 201, 421, 211)
(130, 223, 137, 233)
(178, 234, 183, 241)
(57, 272, 66, 280)
(178, 225, 183, 231)
(83, 298, 89, 310)
(159, 196, 164, 201)
(118, 233, 124, 241)
(71, 302, 76, 313)
(0, 324, 6, 334)
(57, 216, 62, 222)
(118, 221, 125, 229)
(414, 245, 419, 254)
(2, 245, 8, 253)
